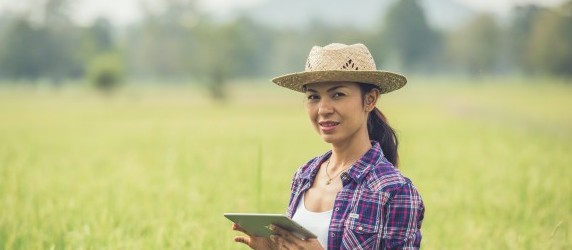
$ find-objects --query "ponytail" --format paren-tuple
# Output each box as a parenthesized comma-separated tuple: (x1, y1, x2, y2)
(360, 84, 400, 168)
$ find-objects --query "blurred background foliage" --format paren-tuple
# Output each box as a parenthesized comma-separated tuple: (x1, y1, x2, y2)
(0, 0, 570, 98)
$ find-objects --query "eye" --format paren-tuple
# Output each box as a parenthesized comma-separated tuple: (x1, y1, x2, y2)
(332, 92, 346, 98)
(306, 94, 320, 101)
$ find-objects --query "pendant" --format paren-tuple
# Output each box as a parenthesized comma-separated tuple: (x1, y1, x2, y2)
(326, 179, 331, 185)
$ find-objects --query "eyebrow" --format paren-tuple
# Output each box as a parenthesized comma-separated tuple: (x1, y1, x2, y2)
(305, 85, 347, 93)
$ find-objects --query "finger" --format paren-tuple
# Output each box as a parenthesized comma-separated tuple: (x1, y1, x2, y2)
(234, 236, 252, 246)
(269, 224, 293, 240)
(232, 223, 251, 236)
(273, 225, 312, 249)
(269, 234, 279, 243)
(269, 224, 288, 236)
(269, 225, 298, 245)
(270, 235, 288, 250)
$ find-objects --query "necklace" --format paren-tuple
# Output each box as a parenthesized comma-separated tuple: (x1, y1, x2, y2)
(324, 159, 352, 185)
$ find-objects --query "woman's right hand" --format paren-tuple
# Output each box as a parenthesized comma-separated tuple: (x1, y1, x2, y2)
(232, 223, 275, 249)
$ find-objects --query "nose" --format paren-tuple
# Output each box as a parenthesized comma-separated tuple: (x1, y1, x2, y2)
(317, 99, 334, 116)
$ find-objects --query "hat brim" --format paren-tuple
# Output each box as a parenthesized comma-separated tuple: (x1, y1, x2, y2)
(272, 70, 407, 94)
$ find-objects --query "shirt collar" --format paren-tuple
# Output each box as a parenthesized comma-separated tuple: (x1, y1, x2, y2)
(299, 141, 385, 184)
(299, 151, 331, 181)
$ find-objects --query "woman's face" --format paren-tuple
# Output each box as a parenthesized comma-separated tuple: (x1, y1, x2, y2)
(305, 82, 374, 145)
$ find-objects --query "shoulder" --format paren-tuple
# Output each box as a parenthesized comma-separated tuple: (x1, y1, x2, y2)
(363, 161, 404, 190)
(363, 161, 422, 201)
(363, 161, 425, 219)
(354, 141, 420, 196)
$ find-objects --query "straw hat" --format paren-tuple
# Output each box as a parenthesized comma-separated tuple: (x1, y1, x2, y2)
(272, 43, 406, 94)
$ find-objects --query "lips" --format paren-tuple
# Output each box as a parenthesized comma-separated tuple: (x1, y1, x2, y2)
(318, 121, 340, 132)
(319, 121, 339, 127)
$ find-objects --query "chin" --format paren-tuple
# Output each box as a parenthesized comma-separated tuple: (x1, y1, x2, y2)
(320, 134, 340, 144)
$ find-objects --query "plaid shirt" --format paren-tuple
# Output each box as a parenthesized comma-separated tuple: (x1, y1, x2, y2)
(286, 142, 424, 249)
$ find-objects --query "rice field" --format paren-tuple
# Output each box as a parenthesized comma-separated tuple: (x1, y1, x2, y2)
(0, 77, 571, 249)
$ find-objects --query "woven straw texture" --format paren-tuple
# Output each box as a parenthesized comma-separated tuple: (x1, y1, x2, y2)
(272, 43, 407, 94)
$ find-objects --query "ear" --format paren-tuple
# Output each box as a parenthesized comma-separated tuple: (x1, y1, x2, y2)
(364, 88, 380, 112)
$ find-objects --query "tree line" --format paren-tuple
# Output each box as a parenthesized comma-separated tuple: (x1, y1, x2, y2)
(0, 0, 570, 95)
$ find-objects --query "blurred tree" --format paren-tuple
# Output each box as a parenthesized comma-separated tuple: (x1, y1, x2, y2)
(268, 30, 314, 76)
(448, 14, 500, 76)
(366, 32, 390, 70)
(90, 18, 114, 52)
(77, 17, 116, 77)
(192, 18, 259, 100)
(0, 19, 49, 80)
(0, 14, 9, 47)
(508, 5, 545, 73)
(126, 0, 199, 79)
(382, 0, 440, 72)
(127, 0, 272, 100)
(192, 22, 231, 99)
(222, 17, 273, 78)
(41, 0, 83, 83)
(0, 0, 82, 83)
(528, 1, 572, 77)
(87, 52, 125, 94)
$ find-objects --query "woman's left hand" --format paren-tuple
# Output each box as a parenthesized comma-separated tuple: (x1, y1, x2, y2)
(233, 223, 323, 250)
(267, 224, 324, 250)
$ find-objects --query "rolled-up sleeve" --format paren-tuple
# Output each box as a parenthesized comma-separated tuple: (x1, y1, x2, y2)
(382, 182, 425, 249)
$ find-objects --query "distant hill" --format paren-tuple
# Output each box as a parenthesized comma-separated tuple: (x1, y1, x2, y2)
(234, 0, 476, 31)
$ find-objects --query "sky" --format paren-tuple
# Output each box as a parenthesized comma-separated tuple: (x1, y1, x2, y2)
(0, 0, 567, 26)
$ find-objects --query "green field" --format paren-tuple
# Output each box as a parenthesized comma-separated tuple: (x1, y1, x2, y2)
(1, 78, 571, 249)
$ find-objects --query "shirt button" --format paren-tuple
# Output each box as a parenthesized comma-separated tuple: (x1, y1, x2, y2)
(331, 233, 335, 237)
(357, 226, 363, 231)
(334, 207, 339, 212)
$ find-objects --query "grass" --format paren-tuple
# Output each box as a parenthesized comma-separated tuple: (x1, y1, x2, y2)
(0, 78, 571, 249)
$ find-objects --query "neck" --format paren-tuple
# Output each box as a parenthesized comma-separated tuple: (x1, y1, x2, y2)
(328, 131, 371, 171)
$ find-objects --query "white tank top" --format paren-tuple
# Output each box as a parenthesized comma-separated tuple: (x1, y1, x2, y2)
(291, 193, 333, 249)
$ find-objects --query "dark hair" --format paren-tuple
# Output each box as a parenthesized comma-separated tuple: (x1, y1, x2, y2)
(359, 83, 400, 168)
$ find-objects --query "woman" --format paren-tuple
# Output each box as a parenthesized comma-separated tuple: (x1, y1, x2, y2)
(232, 43, 424, 249)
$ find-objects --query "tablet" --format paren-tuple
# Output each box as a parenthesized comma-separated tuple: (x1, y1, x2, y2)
(224, 213, 317, 240)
